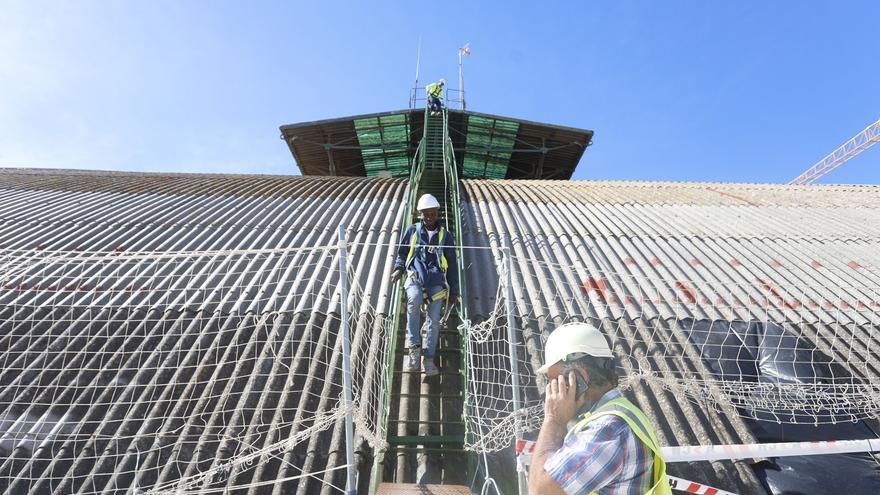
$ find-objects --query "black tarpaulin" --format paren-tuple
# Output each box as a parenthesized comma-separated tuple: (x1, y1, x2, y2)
(680, 319, 880, 495)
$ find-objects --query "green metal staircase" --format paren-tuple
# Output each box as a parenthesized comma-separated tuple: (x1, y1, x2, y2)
(418, 110, 449, 217)
(372, 108, 472, 493)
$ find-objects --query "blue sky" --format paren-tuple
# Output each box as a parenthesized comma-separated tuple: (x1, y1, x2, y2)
(1, 1, 878, 184)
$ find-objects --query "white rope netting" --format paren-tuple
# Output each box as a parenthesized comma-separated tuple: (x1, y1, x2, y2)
(0, 246, 390, 494)
(5, 240, 880, 488)
(461, 246, 880, 453)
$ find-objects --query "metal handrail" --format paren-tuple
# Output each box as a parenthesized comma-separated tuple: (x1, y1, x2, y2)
(441, 108, 475, 481)
(409, 85, 463, 112)
(444, 88, 466, 110)
(372, 106, 469, 492)
(370, 123, 427, 495)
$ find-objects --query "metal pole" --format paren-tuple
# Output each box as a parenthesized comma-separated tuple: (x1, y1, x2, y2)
(458, 49, 465, 111)
(338, 225, 357, 495)
(502, 237, 526, 495)
(415, 36, 421, 85)
(412, 36, 421, 109)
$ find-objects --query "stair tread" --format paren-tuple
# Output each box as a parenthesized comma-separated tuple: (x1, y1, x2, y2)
(395, 349, 461, 356)
(392, 370, 462, 376)
(394, 393, 463, 398)
(387, 435, 464, 446)
(387, 419, 465, 425)
(377, 483, 470, 495)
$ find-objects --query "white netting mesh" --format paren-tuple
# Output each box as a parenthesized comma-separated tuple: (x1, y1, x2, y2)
(461, 246, 880, 453)
(5, 238, 880, 487)
(0, 245, 390, 494)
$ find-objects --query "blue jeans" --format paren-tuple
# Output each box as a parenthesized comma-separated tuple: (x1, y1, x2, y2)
(405, 278, 444, 358)
(429, 96, 442, 113)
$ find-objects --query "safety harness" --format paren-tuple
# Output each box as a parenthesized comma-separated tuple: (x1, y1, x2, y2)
(427, 82, 443, 98)
(404, 223, 449, 302)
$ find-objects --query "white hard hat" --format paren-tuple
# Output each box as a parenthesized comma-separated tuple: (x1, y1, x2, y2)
(439, 78, 446, 85)
(536, 322, 613, 374)
(417, 194, 441, 211)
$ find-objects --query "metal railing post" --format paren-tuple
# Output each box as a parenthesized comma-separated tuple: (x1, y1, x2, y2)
(503, 237, 527, 495)
(338, 225, 357, 495)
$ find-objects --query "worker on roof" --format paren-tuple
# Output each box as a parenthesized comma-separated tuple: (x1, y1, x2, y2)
(426, 79, 445, 116)
(391, 193, 459, 376)
(528, 323, 671, 495)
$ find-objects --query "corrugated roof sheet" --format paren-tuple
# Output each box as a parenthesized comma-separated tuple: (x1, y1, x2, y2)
(2, 168, 879, 494)
(462, 180, 880, 322)
(0, 168, 408, 494)
(460, 178, 880, 494)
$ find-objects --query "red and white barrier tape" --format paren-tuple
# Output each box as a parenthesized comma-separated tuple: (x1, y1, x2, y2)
(517, 437, 880, 492)
(520, 437, 880, 463)
(661, 438, 880, 462)
(667, 475, 738, 495)
(515, 438, 536, 455)
(517, 438, 880, 495)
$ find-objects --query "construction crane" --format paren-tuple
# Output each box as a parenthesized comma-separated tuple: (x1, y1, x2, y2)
(789, 117, 880, 185)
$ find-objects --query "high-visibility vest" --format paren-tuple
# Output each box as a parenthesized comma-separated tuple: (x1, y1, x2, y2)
(567, 396, 672, 495)
(427, 82, 443, 98)
(405, 225, 448, 273)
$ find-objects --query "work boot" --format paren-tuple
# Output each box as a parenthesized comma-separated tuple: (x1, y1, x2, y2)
(405, 347, 421, 372)
(422, 357, 439, 376)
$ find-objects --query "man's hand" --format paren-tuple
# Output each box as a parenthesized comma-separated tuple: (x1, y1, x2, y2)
(448, 294, 459, 307)
(543, 373, 583, 427)
(530, 373, 578, 495)
(390, 270, 403, 284)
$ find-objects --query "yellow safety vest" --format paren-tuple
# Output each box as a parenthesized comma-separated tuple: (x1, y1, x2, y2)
(405, 226, 448, 272)
(427, 82, 443, 98)
(567, 396, 672, 495)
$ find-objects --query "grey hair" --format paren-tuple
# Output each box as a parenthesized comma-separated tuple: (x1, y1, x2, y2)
(564, 353, 618, 388)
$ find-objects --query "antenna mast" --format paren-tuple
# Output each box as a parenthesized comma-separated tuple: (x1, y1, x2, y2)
(458, 43, 471, 111)
(410, 37, 422, 109)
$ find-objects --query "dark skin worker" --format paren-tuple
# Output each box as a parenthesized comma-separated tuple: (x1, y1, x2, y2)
(391, 208, 458, 306)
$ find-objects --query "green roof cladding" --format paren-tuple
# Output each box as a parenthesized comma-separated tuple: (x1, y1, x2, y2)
(354, 113, 412, 178)
(281, 109, 592, 179)
(461, 115, 519, 179)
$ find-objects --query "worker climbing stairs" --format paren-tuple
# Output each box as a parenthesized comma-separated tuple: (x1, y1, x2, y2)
(373, 107, 473, 494)
(417, 108, 447, 213)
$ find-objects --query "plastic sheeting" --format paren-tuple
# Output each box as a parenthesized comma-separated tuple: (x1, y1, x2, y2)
(680, 319, 880, 495)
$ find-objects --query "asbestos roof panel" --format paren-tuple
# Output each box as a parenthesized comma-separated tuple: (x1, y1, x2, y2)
(462, 179, 880, 326)
(460, 178, 880, 495)
(2, 168, 880, 495)
(0, 168, 409, 494)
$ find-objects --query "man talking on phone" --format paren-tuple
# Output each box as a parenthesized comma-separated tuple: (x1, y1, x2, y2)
(528, 322, 671, 495)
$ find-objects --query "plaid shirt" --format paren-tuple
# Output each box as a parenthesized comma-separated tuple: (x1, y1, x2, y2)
(544, 389, 653, 495)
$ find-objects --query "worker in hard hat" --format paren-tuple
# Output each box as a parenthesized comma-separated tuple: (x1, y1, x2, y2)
(391, 193, 459, 376)
(426, 79, 445, 116)
(528, 322, 671, 495)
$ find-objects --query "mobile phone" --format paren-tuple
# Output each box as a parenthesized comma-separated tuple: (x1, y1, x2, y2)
(569, 370, 589, 399)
